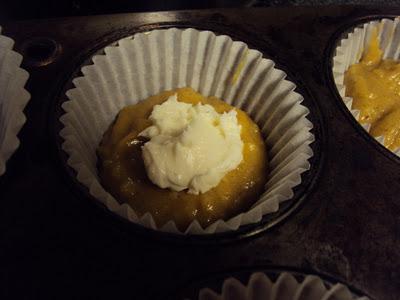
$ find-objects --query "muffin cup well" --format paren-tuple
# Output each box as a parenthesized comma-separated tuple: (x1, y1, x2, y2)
(0, 26, 30, 176)
(60, 28, 314, 235)
(197, 272, 369, 300)
(332, 17, 400, 157)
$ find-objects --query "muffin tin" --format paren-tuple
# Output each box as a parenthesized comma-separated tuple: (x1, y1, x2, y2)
(0, 27, 30, 176)
(58, 28, 316, 234)
(0, 6, 399, 300)
(332, 17, 400, 158)
(178, 268, 370, 299)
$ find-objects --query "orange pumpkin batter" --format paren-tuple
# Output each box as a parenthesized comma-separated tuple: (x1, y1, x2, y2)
(344, 29, 400, 150)
(97, 87, 267, 230)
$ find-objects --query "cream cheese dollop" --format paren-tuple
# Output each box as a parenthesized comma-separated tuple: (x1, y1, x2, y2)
(139, 94, 243, 194)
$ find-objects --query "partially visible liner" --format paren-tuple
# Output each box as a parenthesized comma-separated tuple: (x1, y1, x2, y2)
(196, 272, 369, 300)
(60, 28, 314, 234)
(333, 17, 400, 157)
(0, 26, 30, 176)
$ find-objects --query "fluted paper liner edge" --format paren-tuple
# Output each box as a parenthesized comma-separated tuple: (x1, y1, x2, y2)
(60, 28, 314, 234)
(197, 272, 369, 300)
(0, 26, 30, 176)
(333, 17, 400, 157)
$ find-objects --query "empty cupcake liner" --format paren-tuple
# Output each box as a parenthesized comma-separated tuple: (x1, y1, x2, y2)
(332, 17, 400, 156)
(60, 28, 314, 234)
(0, 26, 30, 176)
(196, 272, 369, 300)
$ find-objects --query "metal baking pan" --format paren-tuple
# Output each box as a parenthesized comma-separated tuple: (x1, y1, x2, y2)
(0, 6, 399, 299)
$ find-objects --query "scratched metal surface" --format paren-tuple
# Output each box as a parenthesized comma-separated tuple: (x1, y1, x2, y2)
(0, 6, 399, 300)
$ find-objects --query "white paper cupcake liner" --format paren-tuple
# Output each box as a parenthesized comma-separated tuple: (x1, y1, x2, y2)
(196, 272, 369, 300)
(60, 28, 314, 234)
(333, 17, 400, 157)
(0, 26, 30, 176)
